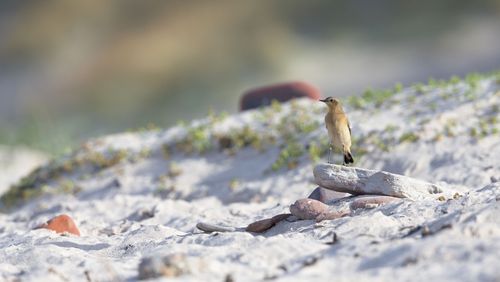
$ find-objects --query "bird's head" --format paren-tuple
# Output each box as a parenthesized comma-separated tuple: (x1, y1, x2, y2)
(319, 97, 340, 108)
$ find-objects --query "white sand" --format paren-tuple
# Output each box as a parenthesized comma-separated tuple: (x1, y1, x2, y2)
(0, 77, 499, 281)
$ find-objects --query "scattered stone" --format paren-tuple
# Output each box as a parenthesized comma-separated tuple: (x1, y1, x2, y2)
(38, 214, 80, 236)
(290, 199, 329, 220)
(307, 187, 348, 203)
(246, 213, 291, 233)
(128, 207, 156, 221)
(330, 232, 339, 245)
(421, 225, 431, 236)
(314, 163, 446, 200)
(196, 222, 236, 233)
(138, 253, 189, 280)
(224, 273, 235, 282)
(350, 195, 402, 210)
(289, 199, 348, 222)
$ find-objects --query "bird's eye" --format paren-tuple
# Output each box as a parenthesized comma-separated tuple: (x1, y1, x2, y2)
(329, 99, 333, 102)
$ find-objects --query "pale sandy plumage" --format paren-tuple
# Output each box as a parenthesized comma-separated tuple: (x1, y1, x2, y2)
(320, 97, 354, 164)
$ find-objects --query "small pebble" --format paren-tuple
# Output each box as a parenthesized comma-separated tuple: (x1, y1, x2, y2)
(246, 213, 291, 233)
(37, 214, 80, 236)
(138, 253, 189, 279)
(196, 222, 236, 233)
(290, 199, 329, 220)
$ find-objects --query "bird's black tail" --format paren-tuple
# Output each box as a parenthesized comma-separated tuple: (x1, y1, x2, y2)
(344, 152, 354, 164)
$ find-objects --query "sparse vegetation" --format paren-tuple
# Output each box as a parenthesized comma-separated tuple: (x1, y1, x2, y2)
(307, 138, 330, 163)
(167, 162, 183, 178)
(393, 83, 403, 93)
(271, 141, 305, 171)
(444, 120, 456, 137)
(229, 178, 239, 191)
(0, 147, 133, 209)
(399, 132, 420, 143)
(412, 83, 425, 95)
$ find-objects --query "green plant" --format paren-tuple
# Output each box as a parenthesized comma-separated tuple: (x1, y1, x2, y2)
(361, 88, 395, 107)
(271, 140, 305, 171)
(161, 144, 171, 159)
(384, 124, 399, 133)
(465, 72, 481, 88)
(413, 83, 425, 95)
(469, 127, 478, 138)
(394, 83, 403, 93)
(176, 124, 212, 154)
(307, 141, 322, 163)
(449, 75, 461, 84)
(270, 99, 282, 112)
(347, 96, 365, 109)
(479, 119, 489, 137)
(407, 95, 416, 104)
(373, 136, 390, 152)
(429, 102, 437, 111)
(57, 179, 81, 194)
(399, 132, 419, 143)
(229, 178, 239, 191)
(428, 78, 438, 87)
(167, 162, 182, 178)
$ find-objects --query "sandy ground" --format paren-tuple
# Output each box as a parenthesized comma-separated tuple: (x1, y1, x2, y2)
(0, 76, 499, 281)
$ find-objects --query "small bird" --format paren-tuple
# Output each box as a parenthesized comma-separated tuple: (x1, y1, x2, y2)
(320, 97, 354, 165)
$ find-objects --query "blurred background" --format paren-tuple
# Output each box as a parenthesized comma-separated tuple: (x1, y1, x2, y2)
(1, 0, 500, 156)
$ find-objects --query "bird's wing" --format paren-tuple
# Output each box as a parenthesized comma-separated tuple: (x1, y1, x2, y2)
(324, 113, 331, 129)
(348, 120, 352, 136)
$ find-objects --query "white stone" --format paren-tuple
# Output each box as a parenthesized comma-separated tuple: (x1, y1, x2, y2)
(313, 163, 447, 200)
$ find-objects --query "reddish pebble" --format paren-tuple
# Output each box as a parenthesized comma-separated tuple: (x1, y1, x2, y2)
(246, 213, 291, 233)
(39, 214, 80, 236)
(290, 199, 330, 220)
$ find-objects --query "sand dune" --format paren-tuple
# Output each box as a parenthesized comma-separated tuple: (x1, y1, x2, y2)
(0, 74, 499, 281)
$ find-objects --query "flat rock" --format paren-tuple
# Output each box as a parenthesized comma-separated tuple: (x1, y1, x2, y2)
(246, 213, 291, 233)
(38, 214, 80, 236)
(307, 187, 348, 203)
(314, 163, 445, 200)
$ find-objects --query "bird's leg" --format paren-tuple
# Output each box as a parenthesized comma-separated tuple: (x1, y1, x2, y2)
(328, 144, 333, 164)
(342, 145, 347, 166)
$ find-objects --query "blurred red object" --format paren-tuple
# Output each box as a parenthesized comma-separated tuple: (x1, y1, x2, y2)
(239, 81, 321, 111)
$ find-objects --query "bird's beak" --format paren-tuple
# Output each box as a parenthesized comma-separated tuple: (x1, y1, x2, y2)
(319, 99, 327, 103)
